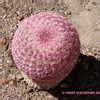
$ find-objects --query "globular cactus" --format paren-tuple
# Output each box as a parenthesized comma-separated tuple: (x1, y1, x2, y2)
(11, 12, 80, 89)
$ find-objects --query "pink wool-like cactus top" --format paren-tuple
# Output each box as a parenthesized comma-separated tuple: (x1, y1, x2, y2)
(11, 12, 80, 88)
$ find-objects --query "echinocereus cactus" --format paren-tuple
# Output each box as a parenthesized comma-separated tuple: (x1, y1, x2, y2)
(11, 12, 80, 89)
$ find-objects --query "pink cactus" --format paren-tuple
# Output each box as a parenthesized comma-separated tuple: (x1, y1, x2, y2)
(11, 12, 80, 89)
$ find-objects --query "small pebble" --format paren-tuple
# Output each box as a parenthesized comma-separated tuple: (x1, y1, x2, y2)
(0, 79, 6, 85)
(0, 36, 6, 46)
(16, 73, 23, 81)
(6, 57, 13, 67)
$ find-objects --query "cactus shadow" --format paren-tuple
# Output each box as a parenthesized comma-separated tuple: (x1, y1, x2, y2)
(47, 54, 100, 100)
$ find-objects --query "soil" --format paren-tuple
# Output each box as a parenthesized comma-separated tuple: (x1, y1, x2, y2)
(0, 0, 100, 100)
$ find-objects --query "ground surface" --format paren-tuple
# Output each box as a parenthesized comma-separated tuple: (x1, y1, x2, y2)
(0, 0, 100, 100)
